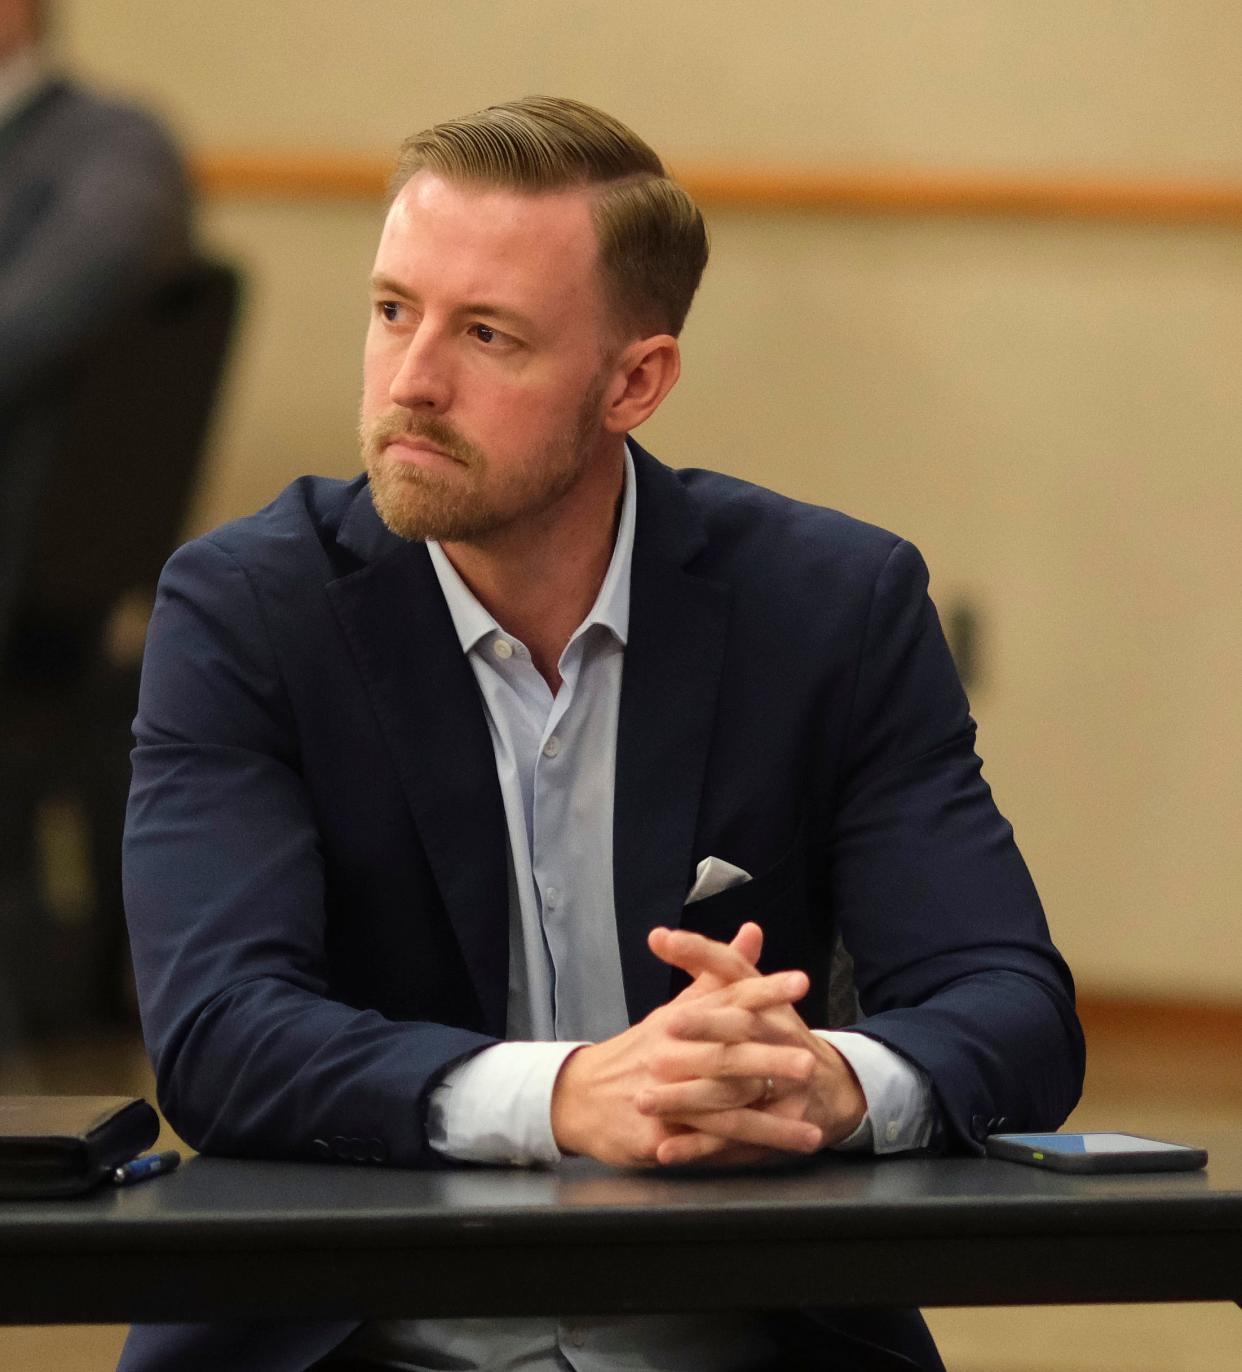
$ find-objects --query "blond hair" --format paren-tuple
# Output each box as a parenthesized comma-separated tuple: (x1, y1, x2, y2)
(392, 96, 708, 337)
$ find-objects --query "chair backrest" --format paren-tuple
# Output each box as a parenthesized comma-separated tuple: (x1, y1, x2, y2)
(16, 257, 241, 623)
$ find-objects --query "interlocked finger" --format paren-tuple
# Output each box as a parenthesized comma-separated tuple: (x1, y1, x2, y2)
(662, 1104, 823, 1155)
(655, 1132, 777, 1168)
(667, 971, 808, 1036)
(649, 1039, 816, 1086)
(667, 1002, 798, 1046)
(650, 926, 761, 986)
(666, 1003, 761, 1044)
(665, 923, 764, 1003)
(636, 1075, 765, 1117)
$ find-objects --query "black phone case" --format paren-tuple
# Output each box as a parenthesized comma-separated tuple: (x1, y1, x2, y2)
(0, 1096, 160, 1198)
(985, 1133, 1208, 1174)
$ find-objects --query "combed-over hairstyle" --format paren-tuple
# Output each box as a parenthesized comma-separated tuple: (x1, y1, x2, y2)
(391, 96, 709, 338)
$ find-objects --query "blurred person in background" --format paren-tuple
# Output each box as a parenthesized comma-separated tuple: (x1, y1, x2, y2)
(0, 0, 191, 416)
(0, 0, 193, 1043)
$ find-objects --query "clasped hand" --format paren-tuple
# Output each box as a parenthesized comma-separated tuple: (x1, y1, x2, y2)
(550, 922, 866, 1168)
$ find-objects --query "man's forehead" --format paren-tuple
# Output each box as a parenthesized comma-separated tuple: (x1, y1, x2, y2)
(379, 171, 600, 270)
(372, 172, 608, 333)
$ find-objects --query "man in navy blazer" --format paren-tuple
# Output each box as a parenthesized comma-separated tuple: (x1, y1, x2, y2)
(121, 97, 1083, 1372)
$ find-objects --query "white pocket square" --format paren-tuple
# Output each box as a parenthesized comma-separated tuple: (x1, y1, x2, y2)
(685, 856, 752, 905)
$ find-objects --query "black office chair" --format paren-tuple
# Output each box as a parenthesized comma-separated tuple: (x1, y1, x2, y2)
(8, 259, 240, 668)
(0, 257, 242, 1035)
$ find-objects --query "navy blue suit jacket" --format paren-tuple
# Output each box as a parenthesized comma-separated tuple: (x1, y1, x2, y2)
(120, 444, 1083, 1371)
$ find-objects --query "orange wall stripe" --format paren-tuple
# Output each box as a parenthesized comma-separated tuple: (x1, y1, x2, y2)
(683, 167, 1242, 225)
(1077, 993, 1242, 1045)
(193, 151, 1242, 226)
(195, 152, 394, 200)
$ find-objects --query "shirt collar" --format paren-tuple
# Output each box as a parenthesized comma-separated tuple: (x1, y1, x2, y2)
(427, 442, 636, 655)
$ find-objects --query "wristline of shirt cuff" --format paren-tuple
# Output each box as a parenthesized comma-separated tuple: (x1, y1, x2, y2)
(427, 1039, 588, 1165)
(814, 1028, 934, 1154)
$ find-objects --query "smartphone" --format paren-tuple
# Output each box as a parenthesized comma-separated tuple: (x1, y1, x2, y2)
(984, 1131, 1208, 1174)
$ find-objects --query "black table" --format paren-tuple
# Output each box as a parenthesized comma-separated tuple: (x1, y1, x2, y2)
(2, 1132, 1240, 1324)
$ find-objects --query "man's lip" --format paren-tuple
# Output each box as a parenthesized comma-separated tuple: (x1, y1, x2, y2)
(385, 436, 461, 463)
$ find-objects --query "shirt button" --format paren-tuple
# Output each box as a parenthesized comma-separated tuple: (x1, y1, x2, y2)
(885, 1121, 900, 1144)
(492, 639, 514, 660)
(545, 886, 559, 909)
(542, 735, 561, 758)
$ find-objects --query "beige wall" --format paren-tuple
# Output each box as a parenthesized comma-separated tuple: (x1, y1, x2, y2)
(56, 2, 1242, 1000)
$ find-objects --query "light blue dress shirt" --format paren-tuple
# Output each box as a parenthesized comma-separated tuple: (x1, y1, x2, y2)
(342, 447, 932, 1371)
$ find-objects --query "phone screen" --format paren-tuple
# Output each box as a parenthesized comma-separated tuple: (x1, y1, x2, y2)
(1002, 1133, 1195, 1155)
(986, 1131, 1207, 1173)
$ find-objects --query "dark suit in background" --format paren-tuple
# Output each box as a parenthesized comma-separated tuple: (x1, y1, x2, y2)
(0, 70, 193, 1035)
(1, 72, 192, 603)
(120, 443, 1084, 1371)
(0, 75, 192, 409)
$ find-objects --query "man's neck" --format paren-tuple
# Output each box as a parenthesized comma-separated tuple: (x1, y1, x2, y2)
(439, 442, 627, 691)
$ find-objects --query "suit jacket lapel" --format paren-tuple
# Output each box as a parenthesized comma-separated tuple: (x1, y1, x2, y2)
(326, 487, 509, 1037)
(614, 446, 731, 1023)
(322, 457, 730, 1036)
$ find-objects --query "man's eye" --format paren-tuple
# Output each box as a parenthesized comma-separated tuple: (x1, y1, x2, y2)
(471, 323, 500, 344)
(377, 301, 400, 322)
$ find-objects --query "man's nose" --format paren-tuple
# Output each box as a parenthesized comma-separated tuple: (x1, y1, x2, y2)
(389, 328, 452, 413)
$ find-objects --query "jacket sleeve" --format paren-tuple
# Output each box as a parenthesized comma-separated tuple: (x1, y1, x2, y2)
(124, 535, 496, 1166)
(824, 538, 1085, 1152)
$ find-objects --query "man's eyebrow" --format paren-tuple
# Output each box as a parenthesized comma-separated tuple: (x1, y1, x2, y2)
(369, 273, 415, 299)
(458, 300, 539, 334)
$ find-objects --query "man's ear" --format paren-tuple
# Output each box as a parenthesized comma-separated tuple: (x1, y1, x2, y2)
(601, 335, 681, 434)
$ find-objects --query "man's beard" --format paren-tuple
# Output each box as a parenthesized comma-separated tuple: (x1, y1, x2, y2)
(359, 385, 604, 544)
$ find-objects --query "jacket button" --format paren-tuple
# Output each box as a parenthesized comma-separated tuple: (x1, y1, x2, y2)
(970, 1114, 987, 1139)
(331, 1136, 350, 1160)
(311, 1138, 331, 1161)
(368, 1137, 387, 1163)
(350, 1138, 369, 1162)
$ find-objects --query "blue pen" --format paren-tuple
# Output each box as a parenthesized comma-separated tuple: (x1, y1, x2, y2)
(112, 1150, 182, 1187)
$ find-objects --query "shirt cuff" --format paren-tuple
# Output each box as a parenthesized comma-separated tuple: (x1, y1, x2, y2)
(426, 1040, 588, 1166)
(813, 1029, 935, 1154)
